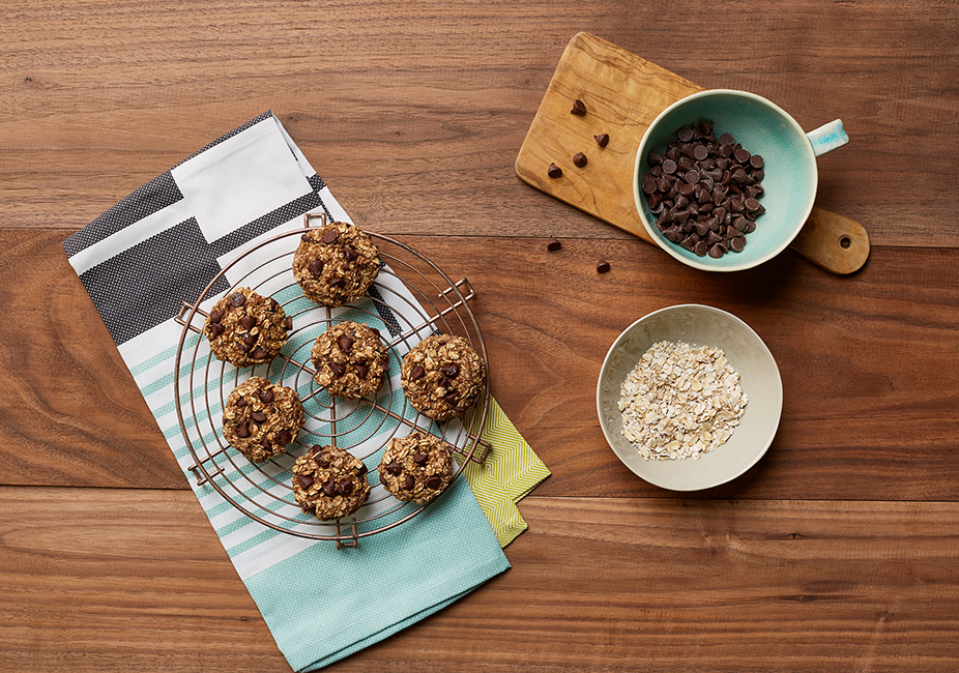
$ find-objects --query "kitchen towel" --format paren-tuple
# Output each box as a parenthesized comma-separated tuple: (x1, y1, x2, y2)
(62, 111, 549, 670)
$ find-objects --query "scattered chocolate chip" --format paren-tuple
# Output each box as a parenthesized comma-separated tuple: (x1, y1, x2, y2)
(258, 389, 274, 404)
(330, 362, 346, 377)
(750, 154, 764, 169)
(440, 364, 459, 379)
(597, 259, 611, 273)
(718, 132, 734, 145)
(321, 230, 339, 244)
(547, 163, 563, 179)
(208, 323, 225, 338)
(546, 236, 562, 251)
(573, 152, 587, 168)
(308, 259, 325, 277)
(734, 148, 751, 164)
(570, 99, 587, 115)
(251, 411, 267, 423)
(322, 480, 337, 497)
(277, 429, 292, 447)
(594, 133, 610, 147)
(413, 452, 428, 465)
(236, 397, 248, 408)
(235, 422, 250, 438)
(270, 298, 280, 310)
(229, 292, 246, 307)
(444, 391, 458, 404)
(410, 365, 425, 380)
(357, 463, 368, 476)
(677, 126, 694, 143)
(328, 276, 344, 287)
(386, 461, 403, 475)
(338, 335, 354, 353)
(239, 315, 257, 330)
(426, 475, 442, 489)
(250, 347, 269, 360)
(242, 334, 258, 348)
(344, 247, 359, 263)
(297, 474, 315, 490)
(337, 480, 353, 496)
(730, 236, 746, 252)
(301, 233, 311, 241)
(209, 310, 224, 324)
(404, 475, 416, 490)
(745, 197, 761, 212)
(285, 316, 294, 331)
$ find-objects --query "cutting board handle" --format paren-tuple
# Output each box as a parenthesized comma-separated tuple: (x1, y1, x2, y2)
(788, 207, 870, 274)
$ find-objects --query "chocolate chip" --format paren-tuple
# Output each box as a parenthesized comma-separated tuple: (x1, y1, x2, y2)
(239, 315, 256, 330)
(440, 364, 459, 379)
(250, 347, 269, 360)
(677, 126, 694, 143)
(344, 247, 359, 263)
(404, 475, 416, 490)
(208, 323, 225, 338)
(641, 177, 658, 195)
(328, 276, 344, 287)
(413, 452, 428, 465)
(229, 292, 246, 307)
(750, 154, 764, 169)
(573, 152, 587, 168)
(241, 333, 257, 348)
(734, 148, 751, 164)
(285, 316, 294, 331)
(251, 411, 267, 422)
(745, 197, 761, 212)
(235, 397, 248, 408)
(693, 145, 709, 161)
(410, 365, 425, 380)
(594, 133, 609, 147)
(256, 389, 274, 405)
(338, 335, 354, 353)
(297, 474, 315, 490)
(547, 236, 562, 251)
(684, 170, 700, 185)
(597, 259, 611, 273)
(386, 461, 402, 475)
(662, 159, 677, 175)
(308, 259, 325, 277)
(426, 475, 442, 489)
(321, 230, 338, 244)
(357, 463, 368, 476)
(330, 362, 346, 377)
(444, 391, 458, 404)
(235, 422, 250, 438)
(301, 233, 311, 241)
(718, 133, 734, 145)
(570, 99, 586, 115)
(730, 236, 746, 252)
(337, 480, 353, 496)
(276, 429, 292, 446)
(209, 310, 224, 324)
(354, 363, 368, 378)
(322, 480, 337, 497)
(547, 163, 563, 178)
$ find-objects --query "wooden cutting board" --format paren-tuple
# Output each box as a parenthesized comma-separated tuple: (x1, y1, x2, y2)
(515, 32, 870, 275)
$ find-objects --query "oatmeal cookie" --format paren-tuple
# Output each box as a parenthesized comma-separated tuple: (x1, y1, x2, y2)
(222, 377, 304, 463)
(292, 445, 371, 520)
(293, 221, 381, 307)
(377, 432, 453, 504)
(204, 287, 292, 367)
(311, 321, 390, 400)
(400, 335, 485, 421)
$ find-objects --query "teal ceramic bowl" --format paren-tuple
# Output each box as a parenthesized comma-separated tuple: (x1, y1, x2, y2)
(632, 89, 847, 272)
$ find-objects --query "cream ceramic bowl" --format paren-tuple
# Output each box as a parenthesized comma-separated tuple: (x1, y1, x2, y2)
(596, 304, 783, 491)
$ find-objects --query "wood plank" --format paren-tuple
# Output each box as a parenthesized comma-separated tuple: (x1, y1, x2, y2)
(0, 1, 957, 247)
(3, 230, 957, 502)
(1, 487, 957, 672)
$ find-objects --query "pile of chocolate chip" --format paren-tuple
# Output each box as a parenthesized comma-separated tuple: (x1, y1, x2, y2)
(641, 120, 766, 258)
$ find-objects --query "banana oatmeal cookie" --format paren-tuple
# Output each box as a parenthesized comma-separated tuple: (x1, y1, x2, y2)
(293, 221, 381, 307)
(292, 445, 371, 520)
(400, 335, 485, 421)
(204, 287, 292, 367)
(222, 377, 304, 463)
(311, 321, 389, 400)
(377, 432, 453, 504)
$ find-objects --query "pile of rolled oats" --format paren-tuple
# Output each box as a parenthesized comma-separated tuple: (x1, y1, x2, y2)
(618, 340, 747, 461)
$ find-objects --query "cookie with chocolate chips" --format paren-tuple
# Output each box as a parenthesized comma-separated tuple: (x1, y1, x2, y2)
(400, 335, 486, 421)
(378, 432, 454, 504)
(222, 377, 304, 463)
(292, 445, 371, 520)
(293, 221, 381, 307)
(311, 321, 390, 400)
(204, 287, 292, 367)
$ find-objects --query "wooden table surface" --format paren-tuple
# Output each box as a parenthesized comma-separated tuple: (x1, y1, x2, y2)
(3, 1, 959, 671)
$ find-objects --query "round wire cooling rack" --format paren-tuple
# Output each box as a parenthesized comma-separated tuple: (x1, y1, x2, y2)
(173, 213, 491, 548)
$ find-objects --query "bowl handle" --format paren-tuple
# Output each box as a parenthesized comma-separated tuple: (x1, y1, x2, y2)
(806, 119, 849, 156)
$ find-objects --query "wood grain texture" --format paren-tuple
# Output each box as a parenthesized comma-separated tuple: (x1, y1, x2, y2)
(0, 0, 957, 246)
(1, 487, 957, 673)
(3, 230, 957, 502)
